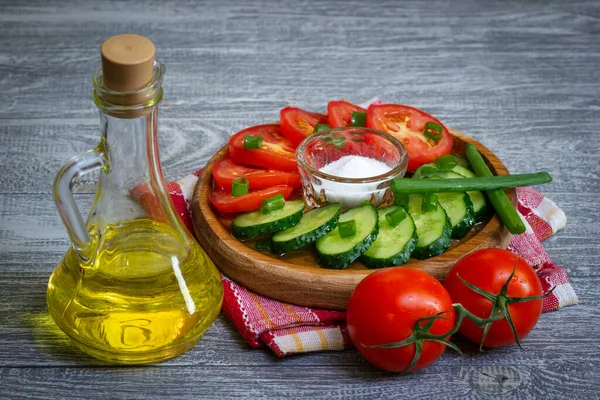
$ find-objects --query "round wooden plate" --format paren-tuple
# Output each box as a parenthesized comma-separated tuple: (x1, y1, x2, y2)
(191, 127, 513, 310)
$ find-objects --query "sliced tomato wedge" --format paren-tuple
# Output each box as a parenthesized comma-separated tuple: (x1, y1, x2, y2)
(280, 106, 328, 147)
(366, 104, 453, 172)
(212, 157, 302, 192)
(327, 100, 367, 128)
(228, 124, 298, 172)
(209, 185, 294, 214)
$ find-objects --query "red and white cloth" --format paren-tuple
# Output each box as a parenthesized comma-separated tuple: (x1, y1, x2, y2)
(166, 170, 577, 357)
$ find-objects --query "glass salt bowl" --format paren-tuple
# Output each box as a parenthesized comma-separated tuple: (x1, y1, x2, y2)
(296, 127, 409, 209)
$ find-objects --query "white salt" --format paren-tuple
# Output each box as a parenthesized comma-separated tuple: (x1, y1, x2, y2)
(319, 155, 392, 178)
(315, 155, 394, 208)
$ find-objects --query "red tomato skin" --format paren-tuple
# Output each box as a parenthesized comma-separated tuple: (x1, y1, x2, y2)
(229, 124, 298, 172)
(347, 268, 455, 373)
(444, 248, 543, 348)
(212, 157, 302, 191)
(327, 100, 367, 128)
(366, 104, 453, 172)
(209, 186, 293, 214)
(280, 107, 328, 146)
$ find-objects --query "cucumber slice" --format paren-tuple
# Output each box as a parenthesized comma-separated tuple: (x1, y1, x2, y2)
(316, 203, 379, 270)
(407, 194, 452, 259)
(412, 162, 475, 179)
(444, 168, 489, 223)
(360, 205, 418, 268)
(271, 203, 341, 254)
(422, 170, 489, 223)
(231, 199, 305, 239)
(469, 191, 490, 223)
(435, 191, 475, 239)
(450, 164, 475, 178)
(419, 172, 475, 238)
(452, 154, 471, 169)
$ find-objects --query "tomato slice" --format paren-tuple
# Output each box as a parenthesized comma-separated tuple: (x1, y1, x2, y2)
(366, 104, 453, 172)
(209, 186, 294, 214)
(280, 106, 328, 147)
(327, 100, 367, 128)
(229, 124, 298, 172)
(212, 157, 302, 192)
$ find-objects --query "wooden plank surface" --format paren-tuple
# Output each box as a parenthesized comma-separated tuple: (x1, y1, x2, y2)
(1, 0, 599, 398)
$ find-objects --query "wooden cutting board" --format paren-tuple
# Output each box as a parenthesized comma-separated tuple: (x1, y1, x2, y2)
(191, 127, 512, 310)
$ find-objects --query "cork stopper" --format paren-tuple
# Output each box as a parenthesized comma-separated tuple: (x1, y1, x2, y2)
(101, 34, 155, 92)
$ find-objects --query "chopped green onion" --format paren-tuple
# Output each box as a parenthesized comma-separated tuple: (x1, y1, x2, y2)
(338, 220, 357, 238)
(423, 121, 443, 142)
(231, 177, 249, 197)
(260, 193, 285, 214)
(391, 172, 552, 194)
(418, 164, 439, 176)
(434, 154, 457, 171)
(314, 123, 330, 133)
(385, 207, 408, 227)
(244, 135, 263, 149)
(465, 144, 527, 234)
(422, 193, 438, 212)
(331, 135, 346, 148)
(255, 239, 271, 252)
(394, 193, 409, 207)
(350, 111, 367, 127)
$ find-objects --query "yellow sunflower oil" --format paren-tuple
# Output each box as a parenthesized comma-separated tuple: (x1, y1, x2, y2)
(48, 34, 223, 364)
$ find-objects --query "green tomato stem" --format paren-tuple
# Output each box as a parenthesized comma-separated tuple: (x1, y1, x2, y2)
(359, 255, 555, 374)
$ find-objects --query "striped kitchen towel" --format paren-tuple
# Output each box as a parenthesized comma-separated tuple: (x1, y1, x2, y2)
(167, 173, 577, 357)
(509, 187, 577, 312)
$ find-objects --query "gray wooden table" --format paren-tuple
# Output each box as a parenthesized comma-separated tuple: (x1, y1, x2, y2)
(1, 0, 598, 398)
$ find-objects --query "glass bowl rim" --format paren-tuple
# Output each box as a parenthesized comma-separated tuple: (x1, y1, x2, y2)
(295, 127, 408, 184)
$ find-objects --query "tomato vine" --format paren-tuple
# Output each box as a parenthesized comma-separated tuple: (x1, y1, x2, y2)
(360, 260, 553, 374)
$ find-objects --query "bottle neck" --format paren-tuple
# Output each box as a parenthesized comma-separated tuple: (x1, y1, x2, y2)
(87, 61, 187, 242)
(93, 61, 165, 118)
(98, 107, 163, 190)
(92, 60, 166, 191)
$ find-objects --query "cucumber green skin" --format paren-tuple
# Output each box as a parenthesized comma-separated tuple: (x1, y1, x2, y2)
(317, 223, 379, 269)
(412, 163, 474, 179)
(406, 194, 452, 260)
(271, 207, 340, 254)
(360, 229, 418, 269)
(473, 200, 490, 223)
(419, 170, 487, 234)
(446, 192, 475, 239)
(453, 154, 471, 169)
(231, 208, 304, 239)
(316, 204, 379, 270)
(411, 164, 433, 179)
(411, 218, 452, 260)
(433, 168, 489, 223)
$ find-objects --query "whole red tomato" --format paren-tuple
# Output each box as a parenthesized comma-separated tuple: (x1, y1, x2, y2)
(347, 268, 455, 373)
(444, 248, 543, 348)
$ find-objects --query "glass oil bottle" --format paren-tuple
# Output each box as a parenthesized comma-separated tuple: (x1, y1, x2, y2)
(47, 34, 223, 364)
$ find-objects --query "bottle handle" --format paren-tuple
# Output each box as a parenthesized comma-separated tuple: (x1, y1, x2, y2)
(53, 148, 106, 254)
